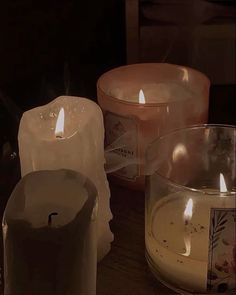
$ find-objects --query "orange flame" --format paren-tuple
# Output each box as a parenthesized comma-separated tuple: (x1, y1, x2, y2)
(139, 89, 145, 104)
(55, 108, 65, 138)
(220, 173, 227, 194)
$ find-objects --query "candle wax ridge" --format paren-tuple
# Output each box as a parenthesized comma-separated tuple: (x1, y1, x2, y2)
(18, 96, 113, 261)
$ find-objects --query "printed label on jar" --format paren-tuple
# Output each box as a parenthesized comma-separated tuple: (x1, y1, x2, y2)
(207, 208, 236, 293)
(104, 111, 139, 181)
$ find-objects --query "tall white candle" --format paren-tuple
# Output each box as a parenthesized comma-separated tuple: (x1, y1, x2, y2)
(18, 96, 113, 261)
(3, 169, 97, 295)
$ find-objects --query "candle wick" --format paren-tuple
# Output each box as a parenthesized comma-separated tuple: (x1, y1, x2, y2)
(48, 212, 58, 226)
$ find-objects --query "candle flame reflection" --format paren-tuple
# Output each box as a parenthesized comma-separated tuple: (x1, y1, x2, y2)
(183, 237, 191, 257)
(184, 198, 193, 222)
(220, 173, 227, 194)
(139, 89, 146, 104)
(55, 108, 65, 138)
(172, 143, 188, 163)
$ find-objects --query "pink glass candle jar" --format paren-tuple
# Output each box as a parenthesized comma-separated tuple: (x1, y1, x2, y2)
(97, 63, 210, 190)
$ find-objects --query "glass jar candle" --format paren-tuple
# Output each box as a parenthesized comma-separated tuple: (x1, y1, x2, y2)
(145, 125, 236, 294)
(97, 63, 210, 190)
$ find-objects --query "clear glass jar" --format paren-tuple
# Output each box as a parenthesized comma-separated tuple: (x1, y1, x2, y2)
(145, 125, 236, 294)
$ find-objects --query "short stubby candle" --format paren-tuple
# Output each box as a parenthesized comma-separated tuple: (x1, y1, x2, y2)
(3, 169, 97, 295)
(145, 125, 236, 294)
(97, 63, 210, 190)
(18, 96, 113, 261)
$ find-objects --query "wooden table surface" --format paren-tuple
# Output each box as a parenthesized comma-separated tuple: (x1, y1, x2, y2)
(97, 181, 177, 295)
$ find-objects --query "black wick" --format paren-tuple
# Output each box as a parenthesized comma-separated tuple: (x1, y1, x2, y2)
(48, 212, 58, 226)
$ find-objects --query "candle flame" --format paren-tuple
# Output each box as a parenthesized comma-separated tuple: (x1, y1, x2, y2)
(55, 108, 65, 138)
(183, 236, 191, 257)
(139, 89, 145, 104)
(184, 198, 193, 221)
(220, 173, 227, 194)
(182, 198, 193, 257)
(172, 143, 188, 162)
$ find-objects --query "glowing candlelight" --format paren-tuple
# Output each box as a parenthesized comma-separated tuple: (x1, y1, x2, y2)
(183, 198, 193, 257)
(55, 108, 65, 138)
(220, 173, 227, 194)
(172, 143, 188, 162)
(184, 198, 193, 225)
(183, 237, 191, 257)
(139, 89, 145, 104)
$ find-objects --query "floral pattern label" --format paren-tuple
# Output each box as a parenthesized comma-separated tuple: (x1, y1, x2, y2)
(104, 112, 139, 180)
(207, 208, 236, 293)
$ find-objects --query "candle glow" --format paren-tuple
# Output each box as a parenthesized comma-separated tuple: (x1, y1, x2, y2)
(183, 236, 191, 257)
(55, 108, 65, 138)
(184, 198, 193, 222)
(139, 89, 145, 104)
(183, 198, 193, 257)
(220, 173, 227, 194)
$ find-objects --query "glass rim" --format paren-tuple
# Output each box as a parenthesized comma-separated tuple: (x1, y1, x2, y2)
(97, 63, 210, 107)
(150, 172, 236, 196)
(148, 124, 236, 195)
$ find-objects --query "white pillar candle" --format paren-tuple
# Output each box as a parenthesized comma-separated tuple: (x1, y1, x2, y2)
(146, 192, 236, 293)
(18, 96, 113, 261)
(3, 169, 97, 295)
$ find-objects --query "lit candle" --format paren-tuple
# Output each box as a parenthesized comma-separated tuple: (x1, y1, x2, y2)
(182, 198, 193, 257)
(97, 63, 210, 189)
(139, 89, 145, 104)
(55, 107, 65, 138)
(146, 174, 236, 293)
(18, 96, 113, 260)
(3, 169, 97, 295)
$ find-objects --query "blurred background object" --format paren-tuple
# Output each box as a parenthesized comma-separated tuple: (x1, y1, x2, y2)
(0, 0, 125, 110)
(0, 0, 235, 114)
(125, 0, 236, 125)
(126, 0, 236, 85)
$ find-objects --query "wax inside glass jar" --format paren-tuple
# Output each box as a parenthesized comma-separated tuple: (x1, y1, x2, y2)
(108, 82, 196, 104)
(146, 191, 236, 292)
(23, 170, 88, 228)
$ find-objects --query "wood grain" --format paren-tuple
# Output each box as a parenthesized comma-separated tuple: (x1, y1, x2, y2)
(97, 182, 176, 295)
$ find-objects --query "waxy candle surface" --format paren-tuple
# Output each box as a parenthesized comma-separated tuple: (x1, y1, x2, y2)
(18, 96, 113, 260)
(3, 169, 97, 295)
(146, 192, 236, 293)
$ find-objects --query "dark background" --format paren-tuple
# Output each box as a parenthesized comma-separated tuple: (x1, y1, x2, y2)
(0, 0, 125, 109)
